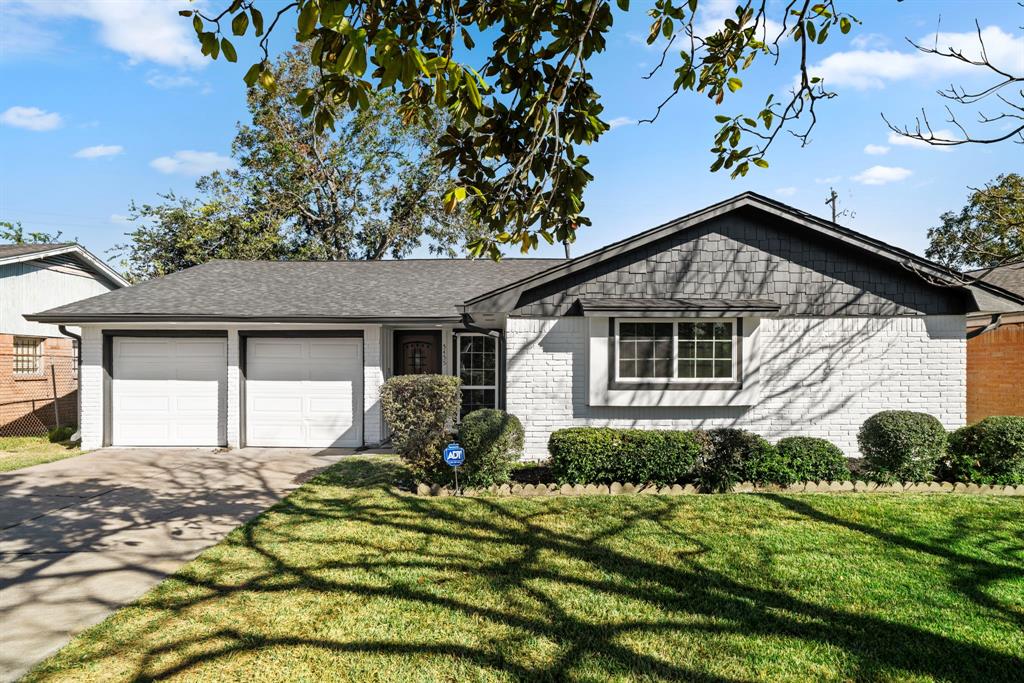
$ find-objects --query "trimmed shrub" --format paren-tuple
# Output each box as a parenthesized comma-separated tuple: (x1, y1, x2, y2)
(939, 416, 1024, 485)
(380, 374, 461, 482)
(694, 428, 781, 492)
(47, 425, 76, 443)
(548, 427, 709, 485)
(775, 436, 850, 484)
(858, 411, 947, 483)
(457, 409, 525, 487)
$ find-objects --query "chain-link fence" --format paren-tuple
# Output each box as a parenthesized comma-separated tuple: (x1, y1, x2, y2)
(0, 352, 78, 437)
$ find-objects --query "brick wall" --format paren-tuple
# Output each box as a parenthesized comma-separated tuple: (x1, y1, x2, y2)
(0, 333, 78, 436)
(967, 322, 1024, 422)
(506, 315, 966, 459)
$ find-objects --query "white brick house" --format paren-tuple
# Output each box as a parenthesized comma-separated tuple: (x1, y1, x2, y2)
(26, 193, 1023, 457)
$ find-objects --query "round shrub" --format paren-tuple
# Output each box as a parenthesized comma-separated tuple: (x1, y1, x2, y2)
(939, 416, 1024, 485)
(775, 436, 850, 484)
(457, 409, 525, 487)
(694, 428, 780, 493)
(548, 428, 709, 485)
(858, 411, 947, 483)
(379, 374, 461, 482)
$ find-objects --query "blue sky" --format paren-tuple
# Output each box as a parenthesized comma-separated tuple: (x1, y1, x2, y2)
(1, 0, 1021, 267)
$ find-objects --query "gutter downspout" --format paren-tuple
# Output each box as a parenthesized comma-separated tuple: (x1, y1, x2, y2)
(57, 325, 83, 441)
(966, 314, 1003, 340)
(459, 313, 501, 338)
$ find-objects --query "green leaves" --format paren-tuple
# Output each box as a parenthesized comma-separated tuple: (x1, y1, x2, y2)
(221, 38, 237, 63)
(231, 12, 248, 36)
(176, 0, 855, 258)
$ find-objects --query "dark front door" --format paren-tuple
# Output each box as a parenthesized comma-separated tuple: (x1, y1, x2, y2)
(393, 331, 442, 375)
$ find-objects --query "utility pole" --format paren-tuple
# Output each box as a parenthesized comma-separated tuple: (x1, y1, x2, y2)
(825, 187, 839, 222)
(825, 187, 854, 223)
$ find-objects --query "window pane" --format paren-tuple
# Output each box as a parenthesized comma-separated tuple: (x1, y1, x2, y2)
(637, 340, 653, 360)
(714, 360, 733, 378)
(695, 360, 714, 378)
(713, 322, 731, 338)
(620, 323, 638, 340)
(679, 322, 695, 339)
(695, 341, 714, 358)
(654, 359, 672, 377)
(654, 339, 672, 358)
(678, 341, 695, 359)
(695, 323, 714, 340)
(460, 388, 495, 418)
(619, 358, 637, 378)
(714, 341, 732, 358)
(638, 358, 655, 378)
(678, 359, 695, 378)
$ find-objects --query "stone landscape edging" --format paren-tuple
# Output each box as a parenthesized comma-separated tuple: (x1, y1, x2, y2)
(412, 480, 1024, 497)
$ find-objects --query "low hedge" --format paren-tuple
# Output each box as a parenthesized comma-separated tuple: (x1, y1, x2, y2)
(940, 416, 1024, 485)
(457, 409, 525, 487)
(695, 428, 782, 492)
(858, 411, 947, 483)
(775, 436, 850, 483)
(549, 428, 710, 486)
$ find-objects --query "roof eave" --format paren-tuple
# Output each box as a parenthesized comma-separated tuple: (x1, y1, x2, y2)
(0, 244, 129, 288)
(23, 313, 465, 325)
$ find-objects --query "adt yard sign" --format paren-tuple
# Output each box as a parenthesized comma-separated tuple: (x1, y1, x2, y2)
(443, 443, 465, 468)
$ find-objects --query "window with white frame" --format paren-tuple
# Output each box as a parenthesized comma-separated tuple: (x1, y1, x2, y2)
(615, 319, 737, 382)
(456, 333, 498, 417)
(13, 337, 43, 376)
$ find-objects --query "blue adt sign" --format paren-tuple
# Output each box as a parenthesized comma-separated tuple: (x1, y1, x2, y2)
(443, 443, 465, 468)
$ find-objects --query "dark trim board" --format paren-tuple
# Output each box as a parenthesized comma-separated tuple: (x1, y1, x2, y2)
(238, 330, 366, 449)
(101, 330, 230, 448)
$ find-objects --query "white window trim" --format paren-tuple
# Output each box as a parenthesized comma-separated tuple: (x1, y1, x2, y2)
(455, 332, 499, 411)
(613, 317, 739, 384)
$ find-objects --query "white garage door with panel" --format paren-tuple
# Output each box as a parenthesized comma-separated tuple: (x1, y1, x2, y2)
(245, 337, 362, 447)
(112, 336, 227, 446)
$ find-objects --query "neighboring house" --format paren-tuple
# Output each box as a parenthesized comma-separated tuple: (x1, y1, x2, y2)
(965, 260, 1024, 422)
(25, 194, 1024, 457)
(1, 243, 128, 436)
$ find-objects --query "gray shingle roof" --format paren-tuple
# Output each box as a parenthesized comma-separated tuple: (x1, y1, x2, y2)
(27, 259, 565, 322)
(968, 261, 1024, 298)
(0, 243, 73, 259)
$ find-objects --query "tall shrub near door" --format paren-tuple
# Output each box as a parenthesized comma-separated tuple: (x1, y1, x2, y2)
(380, 375, 461, 482)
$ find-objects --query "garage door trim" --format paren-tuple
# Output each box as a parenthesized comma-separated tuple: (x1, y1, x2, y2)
(239, 330, 364, 449)
(102, 330, 229, 447)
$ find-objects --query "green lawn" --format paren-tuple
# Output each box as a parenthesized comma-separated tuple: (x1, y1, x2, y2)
(0, 436, 81, 473)
(26, 455, 1024, 682)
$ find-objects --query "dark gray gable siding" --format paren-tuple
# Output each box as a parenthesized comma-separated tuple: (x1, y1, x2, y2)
(511, 208, 970, 316)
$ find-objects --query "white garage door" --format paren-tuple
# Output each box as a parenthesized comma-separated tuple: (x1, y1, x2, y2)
(245, 337, 362, 447)
(112, 337, 227, 446)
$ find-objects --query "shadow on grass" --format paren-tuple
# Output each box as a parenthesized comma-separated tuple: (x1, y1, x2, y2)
(32, 457, 1024, 682)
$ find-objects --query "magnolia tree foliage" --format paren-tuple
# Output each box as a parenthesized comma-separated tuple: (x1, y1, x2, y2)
(926, 173, 1024, 271)
(116, 48, 479, 281)
(183, 0, 860, 258)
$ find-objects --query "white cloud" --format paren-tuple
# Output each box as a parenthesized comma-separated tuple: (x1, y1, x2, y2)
(7, 0, 206, 68)
(607, 116, 636, 130)
(886, 130, 954, 150)
(145, 71, 199, 89)
(852, 165, 912, 185)
(150, 150, 234, 176)
(0, 11, 59, 59)
(110, 214, 131, 225)
(863, 144, 890, 155)
(774, 186, 798, 197)
(815, 175, 842, 184)
(0, 105, 62, 131)
(74, 144, 123, 159)
(806, 25, 1024, 90)
(850, 33, 889, 50)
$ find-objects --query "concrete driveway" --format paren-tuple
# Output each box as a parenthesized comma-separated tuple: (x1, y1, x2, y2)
(0, 447, 351, 681)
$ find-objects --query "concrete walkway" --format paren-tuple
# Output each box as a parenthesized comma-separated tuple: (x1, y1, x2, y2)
(0, 447, 351, 681)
